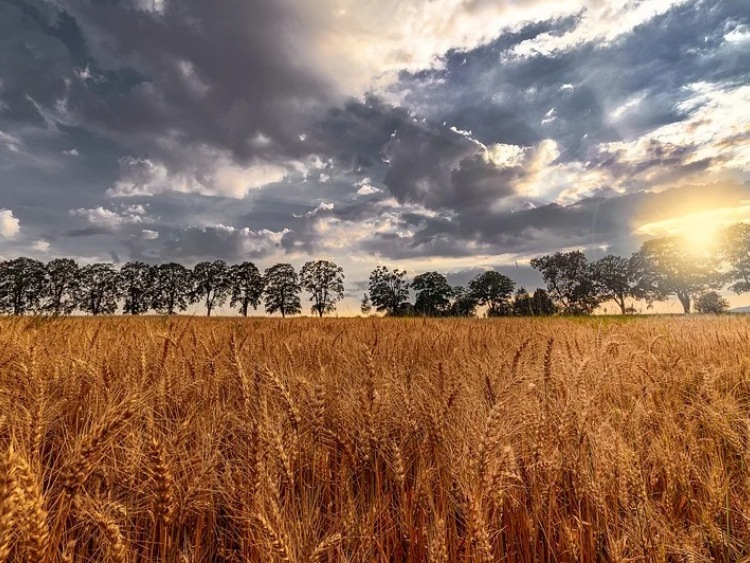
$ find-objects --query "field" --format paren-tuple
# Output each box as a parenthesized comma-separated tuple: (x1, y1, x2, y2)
(1, 317, 750, 562)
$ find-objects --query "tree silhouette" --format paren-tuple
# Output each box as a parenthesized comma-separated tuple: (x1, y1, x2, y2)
(695, 291, 729, 314)
(512, 287, 557, 316)
(0, 258, 46, 315)
(192, 260, 230, 316)
(631, 236, 722, 314)
(719, 223, 750, 293)
(590, 255, 647, 315)
(229, 262, 264, 316)
(151, 263, 193, 315)
(41, 258, 79, 316)
(300, 260, 345, 317)
(121, 261, 155, 315)
(78, 264, 122, 316)
(531, 251, 600, 315)
(412, 271, 453, 316)
(264, 263, 302, 318)
(368, 266, 410, 316)
(467, 270, 515, 317)
(449, 285, 477, 317)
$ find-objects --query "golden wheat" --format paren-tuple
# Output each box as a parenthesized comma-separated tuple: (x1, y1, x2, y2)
(0, 316, 749, 561)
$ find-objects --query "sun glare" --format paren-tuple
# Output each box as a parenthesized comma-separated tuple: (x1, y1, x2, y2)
(635, 203, 750, 253)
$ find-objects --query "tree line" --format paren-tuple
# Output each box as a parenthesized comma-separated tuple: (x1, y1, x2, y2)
(1, 223, 749, 316)
(366, 223, 749, 316)
(0, 259, 344, 317)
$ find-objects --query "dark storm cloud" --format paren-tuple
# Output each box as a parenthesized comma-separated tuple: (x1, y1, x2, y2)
(0, 0, 748, 271)
(41, 0, 331, 163)
(381, 119, 517, 212)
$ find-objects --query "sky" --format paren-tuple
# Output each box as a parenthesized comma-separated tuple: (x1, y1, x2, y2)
(0, 0, 749, 314)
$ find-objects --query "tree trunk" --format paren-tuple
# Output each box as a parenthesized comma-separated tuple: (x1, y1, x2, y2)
(617, 295, 627, 315)
(677, 292, 691, 314)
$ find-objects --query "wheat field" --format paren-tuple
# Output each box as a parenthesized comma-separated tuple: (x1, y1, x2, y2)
(1, 316, 750, 562)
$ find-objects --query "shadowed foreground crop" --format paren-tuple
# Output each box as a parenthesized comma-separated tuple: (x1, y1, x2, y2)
(1, 317, 750, 562)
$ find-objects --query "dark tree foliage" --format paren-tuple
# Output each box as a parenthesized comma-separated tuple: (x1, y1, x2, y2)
(467, 270, 515, 317)
(41, 258, 79, 316)
(151, 263, 194, 315)
(412, 271, 453, 316)
(120, 261, 155, 315)
(264, 263, 302, 318)
(530, 251, 600, 315)
(590, 255, 648, 315)
(78, 264, 122, 316)
(512, 287, 557, 316)
(719, 223, 750, 293)
(449, 286, 477, 317)
(192, 260, 230, 316)
(0, 258, 46, 315)
(229, 262, 264, 316)
(368, 266, 410, 316)
(695, 291, 729, 315)
(631, 236, 722, 314)
(300, 260, 345, 317)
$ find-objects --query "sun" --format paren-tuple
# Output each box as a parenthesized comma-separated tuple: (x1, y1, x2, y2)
(636, 214, 719, 253)
(680, 224, 719, 253)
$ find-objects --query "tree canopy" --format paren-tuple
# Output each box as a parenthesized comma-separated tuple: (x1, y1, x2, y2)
(300, 260, 345, 317)
(264, 263, 302, 318)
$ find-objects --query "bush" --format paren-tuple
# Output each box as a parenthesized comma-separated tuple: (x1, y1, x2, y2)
(695, 291, 729, 314)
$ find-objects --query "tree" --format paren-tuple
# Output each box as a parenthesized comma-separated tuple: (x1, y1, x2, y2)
(513, 287, 557, 316)
(467, 270, 516, 317)
(41, 258, 79, 316)
(631, 236, 722, 314)
(695, 291, 729, 314)
(530, 251, 600, 315)
(264, 263, 302, 318)
(360, 293, 372, 316)
(120, 261, 155, 315)
(192, 260, 230, 316)
(0, 258, 46, 315)
(151, 263, 193, 315)
(368, 266, 410, 316)
(77, 264, 122, 315)
(449, 286, 477, 317)
(590, 255, 646, 315)
(411, 271, 453, 316)
(718, 223, 750, 293)
(300, 260, 345, 317)
(229, 262, 264, 316)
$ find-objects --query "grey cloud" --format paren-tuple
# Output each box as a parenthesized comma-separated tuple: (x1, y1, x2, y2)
(396, 2, 750, 162)
(382, 120, 517, 211)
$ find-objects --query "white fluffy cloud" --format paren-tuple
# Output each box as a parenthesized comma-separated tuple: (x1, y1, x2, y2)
(0, 209, 20, 238)
(69, 205, 151, 227)
(108, 150, 297, 199)
(31, 240, 50, 253)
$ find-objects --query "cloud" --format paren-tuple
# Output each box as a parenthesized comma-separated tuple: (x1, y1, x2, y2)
(32, 240, 51, 253)
(69, 205, 151, 227)
(0, 0, 748, 281)
(356, 178, 382, 196)
(0, 210, 20, 238)
(107, 152, 296, 199)
(159, 224, 291, 262)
